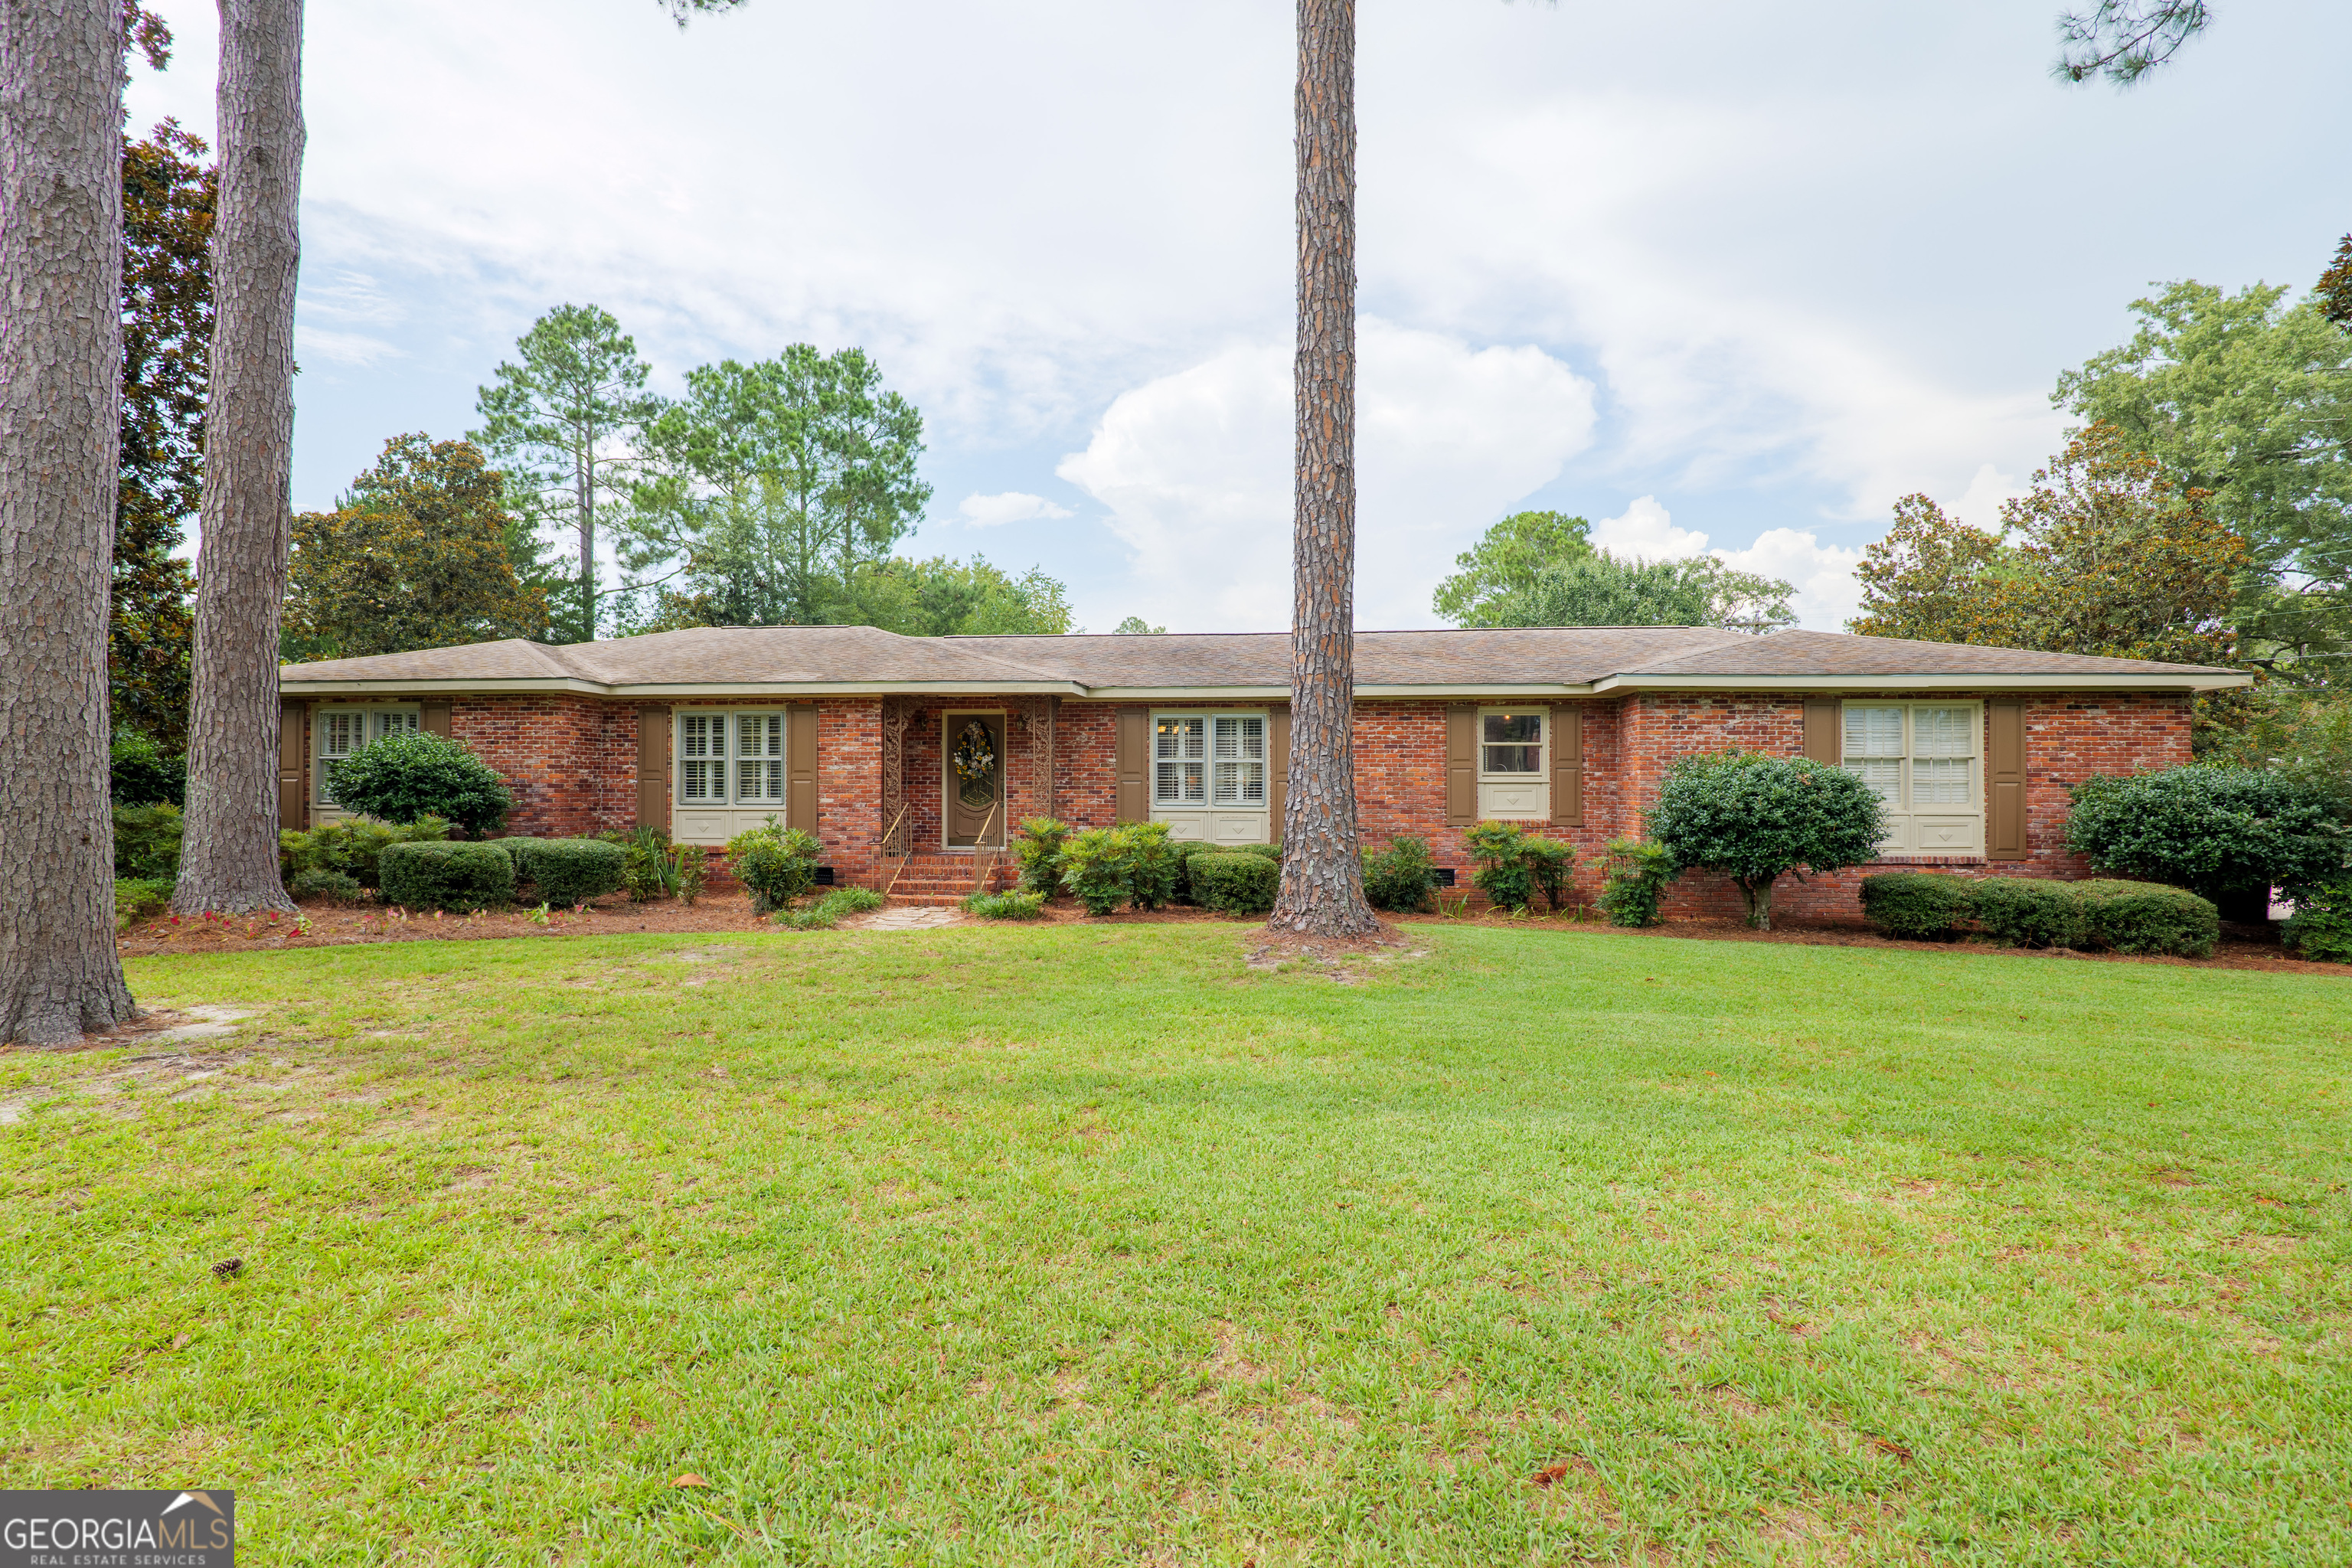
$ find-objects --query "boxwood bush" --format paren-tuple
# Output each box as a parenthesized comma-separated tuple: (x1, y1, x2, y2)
(1969, 877, 2088, 949)
(1857, 873, 2218, 957)
(1858, 871, 1974, 940)
(2075, 880, 2220, 957)
(280, 815, 450, 890)
(325, 730, 513, 835)
(1361, 834, 1441, 913)
(519, 838, 627, 907)
(1190, 851, 1279, 914)
(377, 841, 516, 912)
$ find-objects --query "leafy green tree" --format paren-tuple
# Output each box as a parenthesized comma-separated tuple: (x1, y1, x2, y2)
(2056, 280, 2352, 676)
(1430, 510, 1592, 626)
(1478, 551, 1794, 633)
(2053, 2, 2214, 85)
(2066, 767, 2345, 911)
(284, 436, 548, 662)
(620, 348, 930, 627)
(860, 555, 1073, 635)
(2320, 236, 2352, 330)
(471, 305, 659, 642)
(113, 119, 213, 753)
(1647, 753, 1886, 930)
(1113, 616, 1165, 635)
(1853, 428, 2251, 743)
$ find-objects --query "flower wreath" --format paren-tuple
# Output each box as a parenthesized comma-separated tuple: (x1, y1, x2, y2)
(952, 720, 997, 783)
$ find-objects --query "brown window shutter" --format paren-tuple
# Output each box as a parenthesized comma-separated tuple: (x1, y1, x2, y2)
(1268, 706, 1289, 843)
(277, 701, 306, 833)
(636, 706, 671, 833)
(1549, 704, 1583, 827)
(1115, 706, 1149, 824)
(786, 705, 820, 833)
(1802, 700, 1841, 765)
(420, 701, 452, 737)
(1445, 704, 1475, 826)
(1987, 700, 2027, 861)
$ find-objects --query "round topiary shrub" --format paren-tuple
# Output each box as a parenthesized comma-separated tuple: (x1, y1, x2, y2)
(326, 731, 514, 836)
(1648, 751, 1886, 929)
(377, 841, 516, 912)
(1858, 871, 1971, 940)
(522, 838, 627, 907)
(2066, 767, 2346, 917)
(1190, 851, 1279, 914)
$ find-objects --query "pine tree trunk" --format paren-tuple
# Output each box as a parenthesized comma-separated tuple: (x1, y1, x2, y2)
(1270, 0, 1379, 937)
(576, 428, 593, 641)
(176, 0, 302, 916)
(0, 0, 139, 1044)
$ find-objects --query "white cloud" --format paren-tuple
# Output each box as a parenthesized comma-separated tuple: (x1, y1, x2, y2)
(1949, 462, 2025, 533)
(1058, 321, 1598, 631)
(957, 491, 1073, 528)
(296, 327, 404, 368)
(1585, 495, 1863, 631)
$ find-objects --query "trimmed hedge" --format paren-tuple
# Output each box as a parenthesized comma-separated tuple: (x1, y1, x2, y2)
(325, 730, 513, 835)
(518, 838, 626, 907)
(1858, 872, 2217, 957)
(1190, 851, 1279, 914)
(377, 841, 516, 912)
(280, 815, 450, 890)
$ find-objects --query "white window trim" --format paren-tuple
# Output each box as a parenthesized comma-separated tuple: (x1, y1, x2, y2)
(314, 704, 420, 808)
(1476, 705, 1547, 782)
(1152, 710, 1269, 812)
(1840, 699, 1984, 828)
(675, 708, 790, 809)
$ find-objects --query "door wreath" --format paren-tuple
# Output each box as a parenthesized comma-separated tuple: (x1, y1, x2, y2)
(953, 719, 998, 810)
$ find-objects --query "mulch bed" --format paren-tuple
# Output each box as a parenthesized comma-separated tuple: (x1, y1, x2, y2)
(114, 891, 2344, 977)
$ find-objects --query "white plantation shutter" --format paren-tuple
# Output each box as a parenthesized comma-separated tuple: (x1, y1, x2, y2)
(1212, 715, 1266, 805)
(678, 715, 721, 802)
(1842, 706, 1905, 805)
(317, 710, 368, 805)
(1910, 706, 1975, 805)
(372, 710, 419, 742)
(737, 714, 785, 802)
(1155, 715, 1206, 804)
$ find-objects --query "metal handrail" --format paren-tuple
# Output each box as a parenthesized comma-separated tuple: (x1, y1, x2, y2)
(879, 805, 911, 898)
(971, 799, 1001, 891)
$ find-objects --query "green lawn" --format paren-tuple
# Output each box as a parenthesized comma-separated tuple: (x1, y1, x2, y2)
(3, 926, 2348, 1566)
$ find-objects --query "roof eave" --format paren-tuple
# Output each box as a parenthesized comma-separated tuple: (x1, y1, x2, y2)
(1591, 671, 2252, 693)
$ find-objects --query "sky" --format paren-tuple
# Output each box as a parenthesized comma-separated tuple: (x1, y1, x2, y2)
(125, 0, 2350, 635)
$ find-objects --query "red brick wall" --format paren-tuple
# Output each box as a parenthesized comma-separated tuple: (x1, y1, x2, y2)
(364, 685, 2192, 913)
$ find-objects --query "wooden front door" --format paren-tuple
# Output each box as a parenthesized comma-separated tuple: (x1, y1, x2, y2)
(945, 713, 1007, 848)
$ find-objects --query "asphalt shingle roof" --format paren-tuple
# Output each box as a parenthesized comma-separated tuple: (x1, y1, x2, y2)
(276, 624, 2239, 691)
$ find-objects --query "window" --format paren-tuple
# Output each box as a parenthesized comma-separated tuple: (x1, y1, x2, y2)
(315, 706, 417, 806)
(1155, 712, 1266, 809)
(1480, 710, 1544, 776)
(678, 710, 786, 807)
(1841, 703, 1981, 852)
(1212, 714, 1266, 805)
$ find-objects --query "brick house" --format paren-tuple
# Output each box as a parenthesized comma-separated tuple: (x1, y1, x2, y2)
(275, 625, 2248, 919)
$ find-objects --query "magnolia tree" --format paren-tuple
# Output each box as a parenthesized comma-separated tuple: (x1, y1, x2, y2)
(1648, 753, 1886, 930)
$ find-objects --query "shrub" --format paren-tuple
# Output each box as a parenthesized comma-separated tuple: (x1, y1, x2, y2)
(1595, 838, 1677, 927)
(2283, 878, 2352, 963)
(1522, 837, 1573, 912)
(1230, 842, 1283, 863)
(1969, 877, 2089, 949)
(288, 867, 364, 903)
(1648, 752, 1886, 929)
(773, 886, 884, 930)
(1012, 817, 1071, 897)
(1191, 851, 1279, 914)
(2075, 879, 2219, 958)
(1165, 840, 1214, 904)
(1462, 822, 1535, 910)
(113, 877, 173, 928)
(489, 836, 543, 881)
(113, 803, 183, 880)
(325, 730, 514, 835)
(2066, 767, 2347, 915)
(109, 730, 184, 806)
(279, 815, 451, 890)
(962, 889, 1047, 920)
(524, 839, 627, 907)
(1858, 871, 1972, 940)
(727, 820, 822, 914)
(377, 841, 515, 912)
(1125, 822, 1183, 911)
(1059, 827, 1131, 916)
(1361, 835, 1442, 913)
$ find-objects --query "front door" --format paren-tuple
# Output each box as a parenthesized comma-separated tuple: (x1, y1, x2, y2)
(945, 713, 1006, 848)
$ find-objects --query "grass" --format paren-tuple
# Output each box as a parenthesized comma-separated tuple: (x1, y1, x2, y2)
(3, 924, 2348, 1565)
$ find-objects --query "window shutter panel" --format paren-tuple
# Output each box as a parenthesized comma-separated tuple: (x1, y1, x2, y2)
(787, 706, 820, 833)
(1549, 704, 1583, 827)
(420, 701, 452, 737)
(1987, 700, 2027, 861)
(1268, 706, 1289, 844)
(1802, 700, 1841, 765)
(277, 702, 306, 832)
(1445, 705, 1475, 826)
(637, 707, 671, 832)
(1115, 707, 1149, 824)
